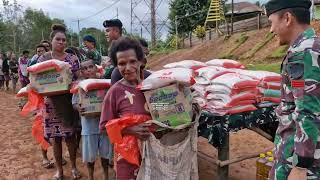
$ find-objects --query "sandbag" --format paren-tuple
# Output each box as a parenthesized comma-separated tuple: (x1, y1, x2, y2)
(137, 123, 198, 180)
(206, 59, 245, 69)
(163, 60, 206, 69)
(138, 68, 195, 90)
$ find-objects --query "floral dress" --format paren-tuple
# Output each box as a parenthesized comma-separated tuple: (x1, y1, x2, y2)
(38, 53, 80, 139)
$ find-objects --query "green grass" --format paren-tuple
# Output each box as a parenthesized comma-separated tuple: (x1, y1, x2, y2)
(269, 45, 288, 59)
(241, 33, 275, 59)
(219, 33, 249, 59)
(246, 62, 282, 73)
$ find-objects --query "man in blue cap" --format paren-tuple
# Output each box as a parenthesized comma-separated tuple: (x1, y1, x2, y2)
(265, 0, 320, 179)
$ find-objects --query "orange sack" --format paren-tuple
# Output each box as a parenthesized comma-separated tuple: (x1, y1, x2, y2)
(32, 113, 50, 150)
(105, 114, 151, 166)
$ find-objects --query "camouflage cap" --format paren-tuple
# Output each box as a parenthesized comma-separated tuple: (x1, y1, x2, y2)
(265, 0, 311, 17)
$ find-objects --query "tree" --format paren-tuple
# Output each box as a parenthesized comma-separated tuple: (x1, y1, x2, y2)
(193, 25, 206, 42)
(168, 0, 210, 38)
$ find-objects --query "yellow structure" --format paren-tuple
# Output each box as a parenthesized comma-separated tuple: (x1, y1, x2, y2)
(204, 0, 225, 34)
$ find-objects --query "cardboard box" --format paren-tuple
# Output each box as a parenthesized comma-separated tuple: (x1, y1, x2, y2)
(29, 68, 72, 96)
(144, 83, 193, 127)
(79, 88, 108, 116)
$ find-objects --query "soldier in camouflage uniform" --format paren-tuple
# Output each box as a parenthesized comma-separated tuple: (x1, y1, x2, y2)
(265, 0, 320, 179)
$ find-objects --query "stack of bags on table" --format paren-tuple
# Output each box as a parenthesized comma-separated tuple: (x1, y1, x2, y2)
(163, 59, 281, 116)
(231, 69, 281, 108)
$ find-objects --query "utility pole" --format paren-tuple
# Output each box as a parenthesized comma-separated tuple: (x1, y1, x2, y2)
(130, 0, 133, 34)
(117, 8, 119, 19)
(13, 30, 16, 53)
(78, 19, 81, 46)
(231, 0, 234, 34)
(71, 34, 73, 46)
(175, 16, 178, 49)
(151, 0, 156, 48)
(41, 29, 44, 40)
(311, 0, 315, 20)
(141, 26, 143, 38)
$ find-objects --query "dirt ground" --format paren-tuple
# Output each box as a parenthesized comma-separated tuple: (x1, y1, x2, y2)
(0, 90, 273, 180)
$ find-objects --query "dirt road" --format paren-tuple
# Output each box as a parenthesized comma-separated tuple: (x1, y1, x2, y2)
(0, 91, 273, 180)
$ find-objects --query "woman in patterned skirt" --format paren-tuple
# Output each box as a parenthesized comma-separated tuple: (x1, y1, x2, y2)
(37, 24, 81, 180)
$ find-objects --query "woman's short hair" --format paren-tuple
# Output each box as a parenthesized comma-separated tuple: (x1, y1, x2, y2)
(109, 37, 145, 66)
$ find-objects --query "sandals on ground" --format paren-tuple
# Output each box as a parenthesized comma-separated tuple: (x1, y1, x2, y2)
(71, 169, 81, 180)
(42, 161, 54, 169)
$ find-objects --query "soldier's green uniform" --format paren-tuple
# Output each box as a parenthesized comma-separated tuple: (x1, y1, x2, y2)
(265, 0, 320, 179)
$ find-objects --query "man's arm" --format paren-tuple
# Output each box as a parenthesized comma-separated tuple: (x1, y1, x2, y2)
(288, 50, 320, 168)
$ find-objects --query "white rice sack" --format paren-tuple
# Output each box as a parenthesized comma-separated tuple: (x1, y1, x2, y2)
(27, 59, 71, 73)
(163, 60, 206, 69)
(78, 79, 111, 92)
(211, 73, 259, 90)
(195, 66, 233, 81)
(138, 68, 195, 90)
(206, 59, 245, 69)
(231, 69, 281, 82)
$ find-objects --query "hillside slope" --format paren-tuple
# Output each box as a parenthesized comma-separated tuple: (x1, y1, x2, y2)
(149, 21, 320, 71)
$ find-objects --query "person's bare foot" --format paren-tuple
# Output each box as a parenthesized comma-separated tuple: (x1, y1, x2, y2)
(42, 159, 54, 169)
(71, 168, 81, 179)
(52, 171, 63, 180)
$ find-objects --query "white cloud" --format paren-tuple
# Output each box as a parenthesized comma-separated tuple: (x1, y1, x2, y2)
(12, 0, 170, 40)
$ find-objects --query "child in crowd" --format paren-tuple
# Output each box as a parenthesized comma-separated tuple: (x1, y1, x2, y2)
(72, 56, 112, 180)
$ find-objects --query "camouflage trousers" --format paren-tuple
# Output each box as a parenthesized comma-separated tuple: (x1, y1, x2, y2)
(269, 132, 320, 180)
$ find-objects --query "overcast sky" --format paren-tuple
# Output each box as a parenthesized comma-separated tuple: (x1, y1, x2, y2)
(3, 0, 267, 40)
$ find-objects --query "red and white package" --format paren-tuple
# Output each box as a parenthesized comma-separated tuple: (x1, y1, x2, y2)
(27, 59, 71, 73)
(226, 105, 257, 115)
(206, 59, 245, 69)
(16, 87, 29, 98)
(211, 73, 259, 90)
(192, 97, 207, 108)
(232, 69, 281, 82)
(138, 68, 195, 90)
(71, 79, 111, 93)
(195, 66, 233, 80)
(191, 84, 207, 97)
(163, 60, 206, 69)
(260, 82, 281, 90)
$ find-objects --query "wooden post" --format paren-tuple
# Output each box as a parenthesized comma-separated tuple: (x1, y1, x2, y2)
(209, 29, 212, 40)
(218, 133, 229, 180)
(257, 13, 261, 30)
(189, 32, 192, 47)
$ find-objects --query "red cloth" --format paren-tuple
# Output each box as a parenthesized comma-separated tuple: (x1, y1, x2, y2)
(105, 114, 151, 166)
